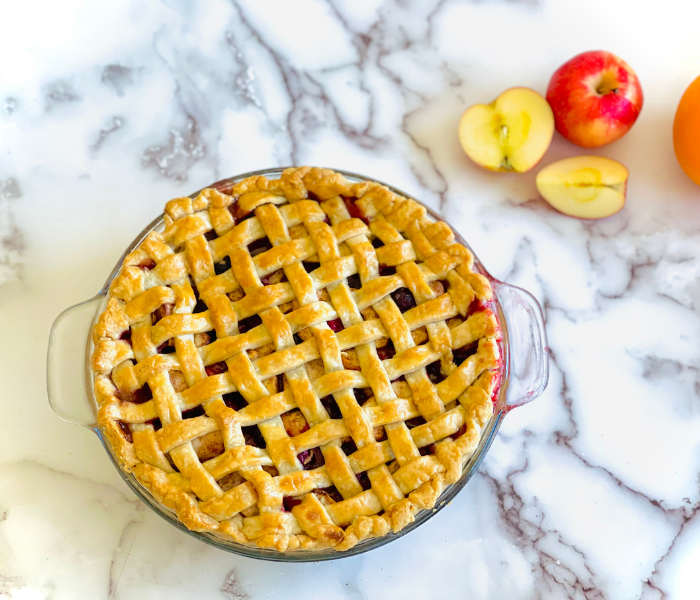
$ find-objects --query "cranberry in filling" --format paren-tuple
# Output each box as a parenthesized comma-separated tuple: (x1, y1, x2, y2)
(346, 274, 362, 289)
(320, 395, 342, 419)
(406, 416, 426, 429)
(205, 361, 228, 377)
(153, 302, 174, 325)
(120, 329, 132, 346)
(137, 258, 156, 271)
(353, 388, 372, 404)
(377, 341, 396, 361)
(452, 342, 478, 367)
(132, 384, 153, 404)
(356, 471, 371, 491)
(453, 423, 467, 439)
(316, 486, 343, 503)
(157, 341, 175, 354)
(248, 236, 272, 257)
(276, 374, 284, 393)
(302, 261, 320, 273)
(283, 496, 303, 512)
(214, 256, 231, 275)
(223, 392, 247, 411)
(117, 421, 133, 442)
(146, 417, 162, 431)
(182, 405, 205, 419)
(371, 237, 385, 249)
(193, 299, 208, 313)
(419, 443, 437, 456)
(238, 314, 262, 333)
(204, 229, 218, 241)
(391, 288, 416, 312)
(293, 333, 304, 345)
(379, 265, 396, 276)
(341, 439, 358, 456)
(426, 361, 445, 384)
(243, 426, 266, 448)
(297, 447, 324, 470)
(327, 318, 344, 332)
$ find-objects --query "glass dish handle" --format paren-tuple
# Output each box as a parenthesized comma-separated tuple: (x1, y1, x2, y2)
(493, 281, 549, 408)
(46, 295, 103, 429)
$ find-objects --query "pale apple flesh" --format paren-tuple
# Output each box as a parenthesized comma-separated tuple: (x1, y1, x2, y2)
(536, 156, 628, 219)
(459, 87, 554, 173)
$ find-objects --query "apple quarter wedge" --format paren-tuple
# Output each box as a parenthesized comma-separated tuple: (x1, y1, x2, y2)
(536, 156, 628, 219)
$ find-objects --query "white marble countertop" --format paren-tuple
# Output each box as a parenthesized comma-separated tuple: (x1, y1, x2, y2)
(2, 0, 700, 598)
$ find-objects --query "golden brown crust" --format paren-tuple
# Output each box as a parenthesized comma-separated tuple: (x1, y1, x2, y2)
(90, 167, 502, 552)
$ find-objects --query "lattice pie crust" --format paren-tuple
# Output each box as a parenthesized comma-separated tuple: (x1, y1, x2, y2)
(90, 167, 501, 552)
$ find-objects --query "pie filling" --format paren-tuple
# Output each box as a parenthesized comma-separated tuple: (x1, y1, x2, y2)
(91, 167, 502, 552)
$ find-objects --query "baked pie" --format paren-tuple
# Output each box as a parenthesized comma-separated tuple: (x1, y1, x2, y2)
(90, 167, 501, 552)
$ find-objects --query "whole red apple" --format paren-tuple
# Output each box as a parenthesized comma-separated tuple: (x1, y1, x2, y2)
(546, 50, 643, 148)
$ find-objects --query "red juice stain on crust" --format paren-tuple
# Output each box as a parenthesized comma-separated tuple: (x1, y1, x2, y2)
(490, 306, 504, 405)
(377, 342, 396, 360)
(230, 202, 253, 222)
(466, 298, 489, 316)
(491, 373, 503, 405)
(341, 196, 370, 225)
(283, 496, 302, 512)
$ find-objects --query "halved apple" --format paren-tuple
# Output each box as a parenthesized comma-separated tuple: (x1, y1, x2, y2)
(536, 156, 628, 219)
(458, 87, 554, 173)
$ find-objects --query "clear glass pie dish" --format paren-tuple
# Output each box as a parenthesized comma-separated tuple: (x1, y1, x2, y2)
(46, 167, 548, 562)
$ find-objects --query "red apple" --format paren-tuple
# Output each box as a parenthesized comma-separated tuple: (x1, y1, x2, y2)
(546, 51, 643, 148)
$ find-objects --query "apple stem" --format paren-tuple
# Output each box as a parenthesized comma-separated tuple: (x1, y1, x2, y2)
(595, 71, 619, 96)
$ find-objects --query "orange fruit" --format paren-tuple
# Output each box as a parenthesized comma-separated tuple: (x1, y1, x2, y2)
(673, 75, 700, 186)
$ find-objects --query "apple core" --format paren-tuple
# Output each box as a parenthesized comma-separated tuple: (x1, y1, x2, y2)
(459, 87, 554, 173)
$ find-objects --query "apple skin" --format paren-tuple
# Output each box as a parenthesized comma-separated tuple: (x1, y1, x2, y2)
(546, 50, 643, 148)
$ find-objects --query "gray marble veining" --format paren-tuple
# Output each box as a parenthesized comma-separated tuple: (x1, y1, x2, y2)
(1, 0, 700, 598)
